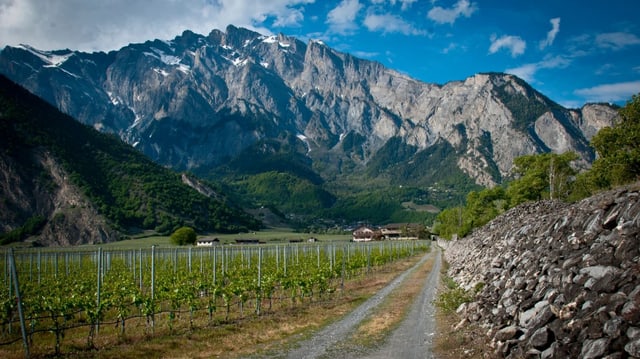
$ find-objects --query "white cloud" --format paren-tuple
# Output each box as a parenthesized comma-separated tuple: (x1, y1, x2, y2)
(506, 64, 538, 82)
(427, 0, 477, 25)
(326, 0, 363, 34)
(595, 32, 640, 50)
(594, 63, 615, 76)
(539, 17, 560, 50)
(489, 34, 526, 57)
(441, 42, 458, 54)
(370, 0, 417, 10)
(352, 50, 379, 58)
(574, 81, 640, 102)
(506, 55, 571, 82)
(0, 0, 315, 52)
(363, 13, 425, 35)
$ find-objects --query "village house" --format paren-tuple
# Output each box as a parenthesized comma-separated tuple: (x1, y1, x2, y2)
(380, 223, 424, 240)
(196, 237, 220, 246)
(352, 226, 378, 242)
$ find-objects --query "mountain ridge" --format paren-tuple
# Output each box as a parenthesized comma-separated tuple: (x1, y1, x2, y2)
(0, 74, 260, 245)
(0, 25, 620, 220)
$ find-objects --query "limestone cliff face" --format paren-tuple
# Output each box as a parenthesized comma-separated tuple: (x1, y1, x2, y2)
(0, 26, 619, 186)
(441, 183, 640, 358)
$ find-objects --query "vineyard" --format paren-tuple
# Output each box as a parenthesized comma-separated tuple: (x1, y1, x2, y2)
(0, 240, 429, 357)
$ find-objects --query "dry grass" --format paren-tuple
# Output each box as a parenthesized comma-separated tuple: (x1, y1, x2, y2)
(0, 256, 423, 359)
(351, 256, 435, 345)
(432, 258, 493, 359)
(433, 311, 492, 359)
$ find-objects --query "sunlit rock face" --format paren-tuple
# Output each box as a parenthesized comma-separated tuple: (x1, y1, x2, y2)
(0, 26, 618, 185)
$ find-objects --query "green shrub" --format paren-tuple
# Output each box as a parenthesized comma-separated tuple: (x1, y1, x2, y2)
(435, 276, 477, 313)
(170, 226, 197, 246)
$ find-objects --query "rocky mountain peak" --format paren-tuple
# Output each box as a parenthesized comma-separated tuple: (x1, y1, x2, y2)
(0, 26, 620, 188)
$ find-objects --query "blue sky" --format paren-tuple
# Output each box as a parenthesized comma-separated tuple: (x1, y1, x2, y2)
(1, 0, 638, 108)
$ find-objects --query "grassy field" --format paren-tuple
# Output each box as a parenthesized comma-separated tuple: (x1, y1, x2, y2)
(84, 228, 352, 249)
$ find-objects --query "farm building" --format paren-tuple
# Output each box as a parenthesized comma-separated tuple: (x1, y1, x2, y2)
(381, 223, 426, 240)
(196, 237, 220, 246)
(352, 226, 378, 242)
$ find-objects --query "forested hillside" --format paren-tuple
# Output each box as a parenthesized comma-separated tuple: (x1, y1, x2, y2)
(0, 75, 260, 245)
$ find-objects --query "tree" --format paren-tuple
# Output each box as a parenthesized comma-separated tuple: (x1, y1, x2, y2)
(465, 186, 507, 228)
(506, 152, 578, 206)
(170, 226, 197, 245)
(432, 206, 469, 240)
(589, 93, 640, 187)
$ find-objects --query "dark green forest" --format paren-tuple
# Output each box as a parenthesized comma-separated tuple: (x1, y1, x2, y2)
(0, 75, 260, 242)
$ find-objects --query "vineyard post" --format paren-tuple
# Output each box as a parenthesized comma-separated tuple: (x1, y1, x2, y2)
(37, 250, 41, 285)
(29, 251, 33, 282)
(200, 249, 203, 274)
(213, 247, 217, 285)
(326, 244, 333, 273)
(4, 250, 8, 286)
(333, 244, 336, 272)
(367, 244, 371, 274)
(173, 249, 177, 275)
(316, 245, 320, 269)
(9, 249, 30, 358)
(188, 247, 192, 273)
(341, 244, 346, 290)
(222, 247, 226, 278)
(138, 249, 143, 292)
(283, 245, 287, 276)
(151, 245, 156, 332)
(96, 247, 102, 336)
(256, 247, 262, 315)
(6, 251, 12, 304)
(54, 252, 58, 278)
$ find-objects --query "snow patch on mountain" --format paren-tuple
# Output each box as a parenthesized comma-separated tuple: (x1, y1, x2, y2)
(261, 35, 277, 44)
(18, 44, 73, 67)
(297, 134, 311, 153)
(106, 91, 120, 105)
(177, 64, 191, 74)
(153, 68, 169, 77)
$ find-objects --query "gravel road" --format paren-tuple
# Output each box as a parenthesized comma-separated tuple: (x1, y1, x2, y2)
(266, 246, 442, 359)
(359, 246, 441, 359)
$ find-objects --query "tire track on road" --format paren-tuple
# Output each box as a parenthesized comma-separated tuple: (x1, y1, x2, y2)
(283, 248, 440, 359)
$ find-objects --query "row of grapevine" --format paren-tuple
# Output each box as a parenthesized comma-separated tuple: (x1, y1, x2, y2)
(0, 240, 429, 357)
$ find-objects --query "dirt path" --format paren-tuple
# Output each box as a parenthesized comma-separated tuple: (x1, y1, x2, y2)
(359, 246, 441, 359)
(273, 247, 442, 359)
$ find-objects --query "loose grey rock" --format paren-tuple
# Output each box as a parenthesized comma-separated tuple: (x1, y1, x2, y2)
(581, 338, 609, 359)
(440, 183, 640, 358)
(625, 338, 640, 357)
(495, 326, 519, 341)
(529, 326, 552, 349)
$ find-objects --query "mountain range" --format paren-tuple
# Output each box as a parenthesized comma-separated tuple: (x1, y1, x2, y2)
(0, 25, 621, 232)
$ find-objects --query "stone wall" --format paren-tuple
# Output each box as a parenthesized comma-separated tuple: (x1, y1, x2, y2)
(443, 182, 640, 358)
